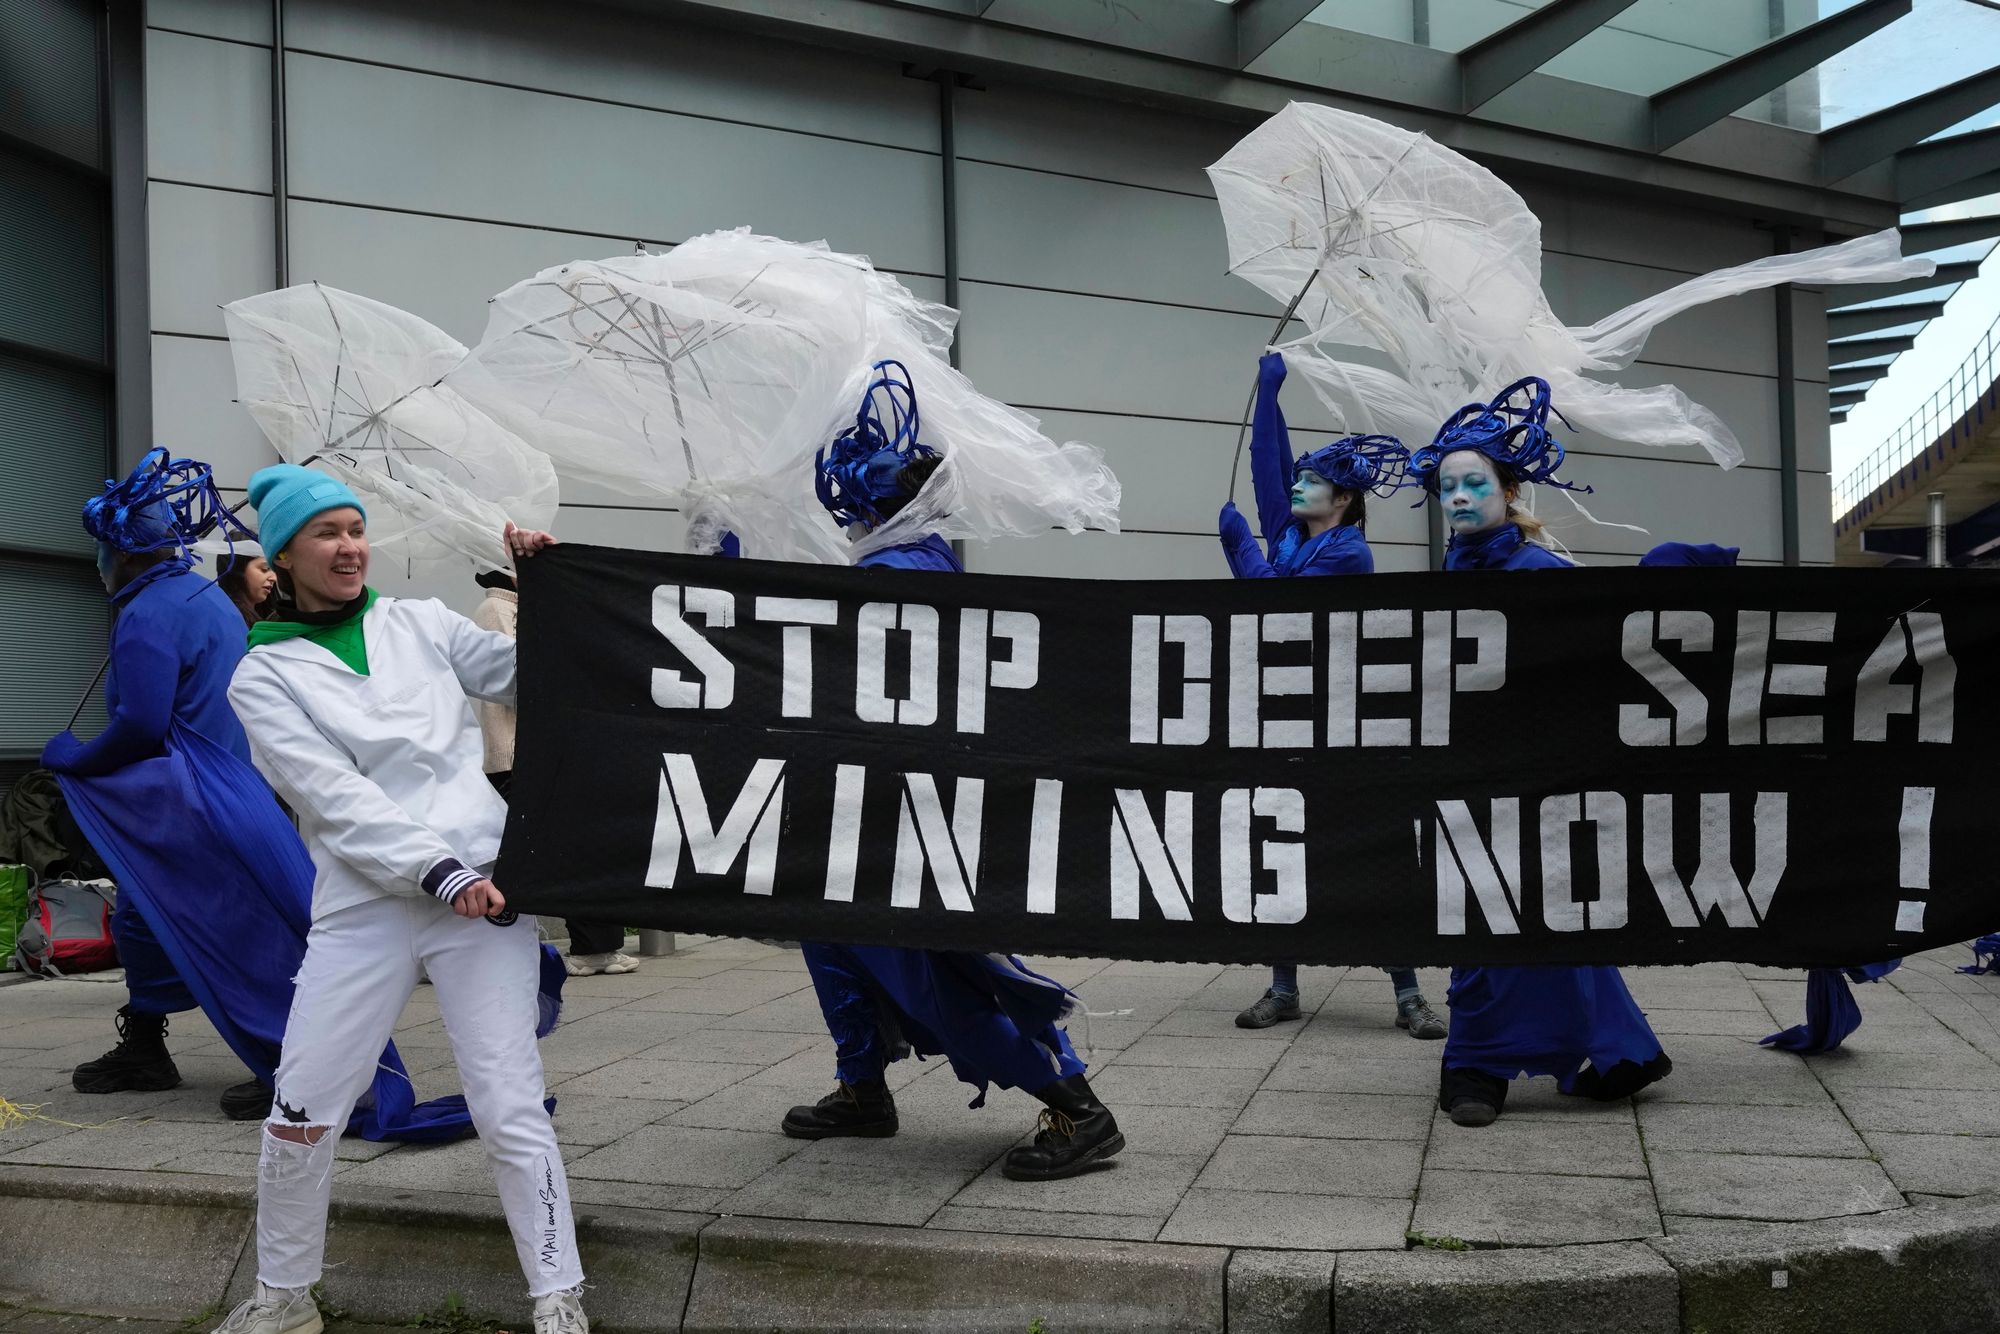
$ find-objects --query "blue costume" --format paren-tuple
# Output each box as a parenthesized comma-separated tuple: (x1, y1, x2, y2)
(785, 361, 1121, 1182)
(1219, 353, 1443, 1035)
(44, 451, 475, 1139)
(802, 509, 1086, 1104)
(1636, 541, 1901, 1054)
(1413, 385, 1671, 1119)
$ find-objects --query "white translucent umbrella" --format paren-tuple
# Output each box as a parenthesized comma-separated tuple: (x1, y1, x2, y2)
(1210, 102, 1936, 474)
(223, 283, 557, 572)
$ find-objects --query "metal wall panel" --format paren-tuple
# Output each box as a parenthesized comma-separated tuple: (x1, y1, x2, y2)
(285, 0, 936, 153)
(148, 181, 274, 337)
(283, 54, 945, 276)
(149, 0, 273, 45)
(150, 333, 275, 485)
(145, 28, 271, 192)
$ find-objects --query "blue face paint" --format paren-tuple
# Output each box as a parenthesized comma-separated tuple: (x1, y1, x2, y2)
(1290, 471, 1340, 518)
(1436, 449, 1510, 534)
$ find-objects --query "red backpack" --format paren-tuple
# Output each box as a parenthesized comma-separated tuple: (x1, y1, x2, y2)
(12, 878, 118, 976)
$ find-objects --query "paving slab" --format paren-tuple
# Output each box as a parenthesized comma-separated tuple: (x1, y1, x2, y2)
(1231, 1089, 1436, 1140)
(926, 1202, 1165, 1241)
(1160, 1188, 1411, 1250)
(1865, 1130, 2000, 1196)
(952, 1150, 1204, 1217)
(1648, 1149, 1904, 1221)
(1411, 1168, 1662, 1246)
(1193, 1134, 1421, 1198)
(1837, 1084, 2000, 1136)
(1423, 1113, 1648, 1177)
(1636, 1099, 1871, 1158)
(566, 1123, 806, 1188)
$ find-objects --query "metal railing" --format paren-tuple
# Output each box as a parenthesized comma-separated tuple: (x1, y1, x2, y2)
(1832, 306, 2000, 521)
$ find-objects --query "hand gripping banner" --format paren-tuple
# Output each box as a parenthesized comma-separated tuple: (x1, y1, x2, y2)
(499, 547, 1998, 968)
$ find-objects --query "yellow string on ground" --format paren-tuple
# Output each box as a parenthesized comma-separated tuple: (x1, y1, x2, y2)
(0, 1093, 134, 1132)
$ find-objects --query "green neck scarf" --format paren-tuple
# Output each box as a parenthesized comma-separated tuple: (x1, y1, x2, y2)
(248, 588, 379, 675)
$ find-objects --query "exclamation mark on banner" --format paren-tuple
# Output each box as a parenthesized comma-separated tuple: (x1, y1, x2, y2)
(1895, 786, 1935, 934)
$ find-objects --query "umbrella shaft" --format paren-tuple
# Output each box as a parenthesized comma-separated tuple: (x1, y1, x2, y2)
(1228, 265, 1323, 496)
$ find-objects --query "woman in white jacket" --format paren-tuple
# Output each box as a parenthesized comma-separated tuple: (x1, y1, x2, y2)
(214, 464, 589, 1334)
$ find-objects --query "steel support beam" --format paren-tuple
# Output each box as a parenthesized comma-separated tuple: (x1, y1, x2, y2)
(1458, 0, 1642, 112)
(1649, 0, 1908, 151)
(1829, 410, 1849, 424)
(1899, 213, 2000, 253)
(1830, 388, 1871, 407)
(974, 0, 1230, 65)
(1827, 299, 1947, 338)
(1233, 0, 1321, 69)
(1829, 334, 1918, 363)
(1897, 124, 2000, 208)
(1821, 62, 2000, 180)
(1830, 362, 1892, 388)
(1827, 261, 1981, 308)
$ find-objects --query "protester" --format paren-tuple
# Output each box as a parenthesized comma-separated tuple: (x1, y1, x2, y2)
(42, 450, 271, 1118)
(1410, 379, 1672, 1127)
(1220, 351, 1447, 1040)
(776, 362, 1124, 1181)
(471, 568, 637, 978)
(216, 464, 589, 1334)
(216, 545, 278, 627)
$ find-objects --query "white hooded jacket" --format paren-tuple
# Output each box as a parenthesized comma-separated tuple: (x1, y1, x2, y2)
(229, 594, 515, 921)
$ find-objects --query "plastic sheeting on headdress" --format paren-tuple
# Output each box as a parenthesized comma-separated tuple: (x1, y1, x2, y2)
(223, 283, 558, 573)
(458, 228, 1118, 565)
(1210, 103, 1935, 471)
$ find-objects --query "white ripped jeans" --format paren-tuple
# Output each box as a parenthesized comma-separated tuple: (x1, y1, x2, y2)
(256, 895, 582, 1296)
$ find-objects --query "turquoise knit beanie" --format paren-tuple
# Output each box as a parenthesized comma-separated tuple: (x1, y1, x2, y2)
(247, 464, 367, 559)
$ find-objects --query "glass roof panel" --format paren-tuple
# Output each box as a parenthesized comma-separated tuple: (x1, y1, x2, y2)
(1745, 0, 2000, 131)
(1301, 0, 1559, 53)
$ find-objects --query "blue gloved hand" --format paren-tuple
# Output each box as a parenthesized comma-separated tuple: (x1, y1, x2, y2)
(1258, 351, 1287, 387)
(40, 731, 83, 773)
(1219, 500, 1254, 546)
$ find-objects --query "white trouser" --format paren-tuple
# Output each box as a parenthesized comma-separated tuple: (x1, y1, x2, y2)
(256, 895, 582, 1296)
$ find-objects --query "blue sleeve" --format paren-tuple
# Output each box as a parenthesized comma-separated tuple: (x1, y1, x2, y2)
(1248, 353, 1297, 552)
(1507, 543, 1573, 570)
(1292, 529, 1374, 577)
(1219, 503, 1277, 578)
(44, 620, 179, 776)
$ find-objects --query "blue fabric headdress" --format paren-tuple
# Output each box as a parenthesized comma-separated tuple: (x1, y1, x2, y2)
(82, 447, 252, 556)
(1408, 376, 1590, 495)
(815, 360, 940, 529)
(1294, 435, 1409, 498)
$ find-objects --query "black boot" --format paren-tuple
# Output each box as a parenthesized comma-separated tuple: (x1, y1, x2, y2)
(220, 1079, 275, 1121)
(1002, 1074, 1124, 1181)
(72, 1006, 181, 1094)
(1439, 1065, 1507, 1128)
(1568, 1052, 1674, 1102)
(781, 1079, 898, 1139)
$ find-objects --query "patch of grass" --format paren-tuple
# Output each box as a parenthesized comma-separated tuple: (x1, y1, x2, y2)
(310, 1282, 351, 1323)
(408, 1292, 502, 1334)
(174, 1301, 222, 1333)
(1405, 1228, 1473, 1252)
(1027, 1319, 1049, 1334)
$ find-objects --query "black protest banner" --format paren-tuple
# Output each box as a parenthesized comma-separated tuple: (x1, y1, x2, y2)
(498, 545, 1999, 968)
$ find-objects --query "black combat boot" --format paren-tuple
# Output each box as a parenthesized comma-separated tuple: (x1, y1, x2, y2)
(72, 1005, 181, 1094)
(220, 1078, 275, 1121)
(781, 1079, 898, 1139)
(1002, 1074, 1124, 1181)
(1439, 1064, 1508, 1127)
(1567, 1051, 1674, 1102)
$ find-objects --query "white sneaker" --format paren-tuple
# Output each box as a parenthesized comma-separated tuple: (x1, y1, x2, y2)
(564, 951, 639, 976)
(212, 1283, 322, 1334)
(533, 1284, 590, 1334)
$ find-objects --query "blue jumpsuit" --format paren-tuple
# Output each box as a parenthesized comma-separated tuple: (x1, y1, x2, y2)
(799, 533, 1087, 1105)
(1438, 524, 1671, 1097)
(1220, 355, 1423, 1004)
(42, 557, 249, 1014)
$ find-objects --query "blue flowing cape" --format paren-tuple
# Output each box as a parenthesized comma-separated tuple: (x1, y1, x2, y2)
(56, 721, 483, 1141)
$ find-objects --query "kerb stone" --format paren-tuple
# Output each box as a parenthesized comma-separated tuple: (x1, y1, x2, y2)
(681, 1216, 1227, 1332)
(0, 1166, 250, 1319)
(1651, 1195, 2000, 1334)
(1227, 1249, 1335, 1334)
(1334, 1242, 1677, 1334)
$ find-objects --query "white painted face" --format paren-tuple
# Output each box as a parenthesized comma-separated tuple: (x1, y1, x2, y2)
(1290, 470, 1350, 524)
(1436, 449, 1511, 536)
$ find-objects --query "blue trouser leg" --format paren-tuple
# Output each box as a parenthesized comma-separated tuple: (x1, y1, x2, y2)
(1270, 964, 1299, 996)
(112, 890, 198, 1016)
(801, 941, 889, 1085)
(1385, 968, 1421, 1000)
